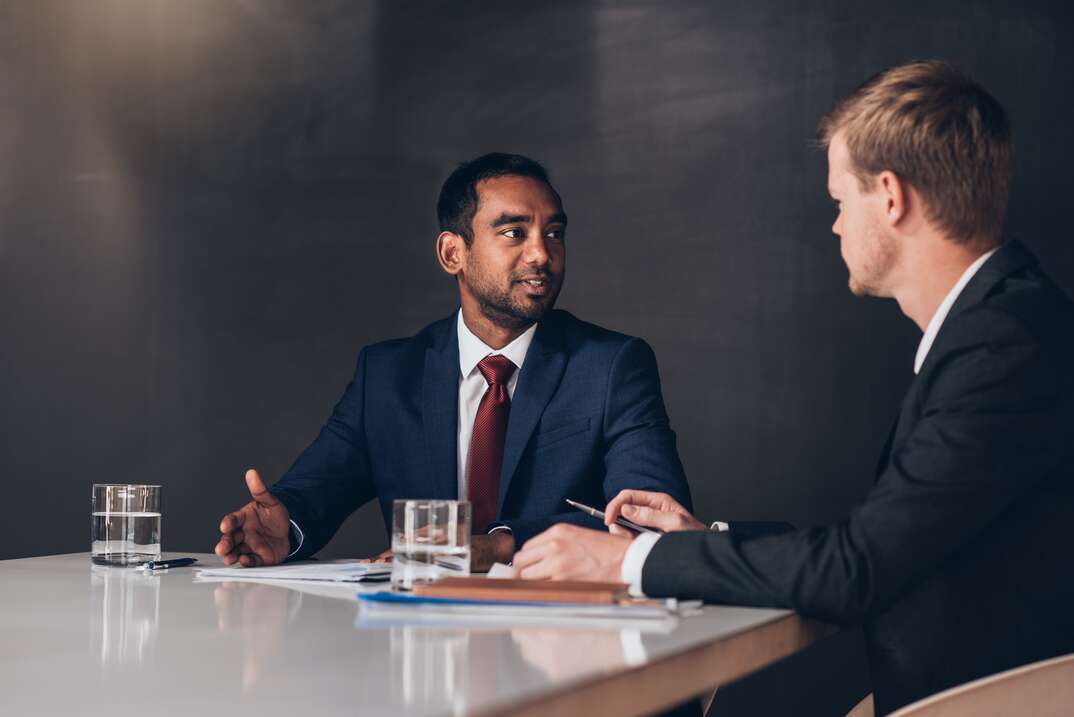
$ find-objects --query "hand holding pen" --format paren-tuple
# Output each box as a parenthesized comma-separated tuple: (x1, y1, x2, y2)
(565, 498, 663, 534)
(601, 490, 708, 535)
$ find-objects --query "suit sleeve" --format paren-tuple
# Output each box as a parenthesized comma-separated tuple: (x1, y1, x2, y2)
(642, 309, 1068, 622)
(269, 348, 377, 560)
(726, 521, 795, 539)
(602, 337, 693, 509)
(503, 338, 693, 547)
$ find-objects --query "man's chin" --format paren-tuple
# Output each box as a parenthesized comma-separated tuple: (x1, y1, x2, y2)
(512, 298, 555, 325)
(479, 297, 556, 330)
(848, 272, 898, 299)
(511, 286, 560, 319)
(848, 275, 881, 298)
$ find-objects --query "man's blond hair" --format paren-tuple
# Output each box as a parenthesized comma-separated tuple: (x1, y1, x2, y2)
(818, 60, 1013, 244)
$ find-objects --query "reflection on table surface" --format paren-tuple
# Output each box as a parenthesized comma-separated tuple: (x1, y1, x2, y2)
(90, 564, 160, 669)
(1, 553, 798, 717)
(211, 579, 302, 692)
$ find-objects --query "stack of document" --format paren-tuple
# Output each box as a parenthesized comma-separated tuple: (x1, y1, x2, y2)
(358, 591, 673, 619)
(355, 582, 694, 632)
(196, 561, 392, 583)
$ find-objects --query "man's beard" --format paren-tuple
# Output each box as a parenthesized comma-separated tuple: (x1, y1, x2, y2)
(468, 264, 562, 330)
(848, 224, 898, 298)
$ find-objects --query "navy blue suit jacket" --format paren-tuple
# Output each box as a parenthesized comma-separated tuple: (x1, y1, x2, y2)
(270, 309, 692, 559)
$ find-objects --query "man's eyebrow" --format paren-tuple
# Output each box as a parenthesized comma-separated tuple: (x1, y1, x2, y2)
(491, 213, 532, 227)
(547, 211, 568, 226)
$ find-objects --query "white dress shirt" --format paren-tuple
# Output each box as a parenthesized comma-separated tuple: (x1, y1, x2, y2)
(287, 311, 536, 557)
(621, 248, 999, 597)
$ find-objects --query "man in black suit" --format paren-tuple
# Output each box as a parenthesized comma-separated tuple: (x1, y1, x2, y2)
(513, 61, 1074, 715)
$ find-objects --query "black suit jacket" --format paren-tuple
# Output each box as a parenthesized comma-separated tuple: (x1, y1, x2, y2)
(642, 241, 1074, 715)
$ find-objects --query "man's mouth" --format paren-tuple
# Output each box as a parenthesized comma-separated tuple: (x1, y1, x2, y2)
(516, 276, 553, 296)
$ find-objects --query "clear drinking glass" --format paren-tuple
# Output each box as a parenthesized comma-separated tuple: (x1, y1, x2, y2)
(91, 484, 162, 566)
(391, 499, 471, 590)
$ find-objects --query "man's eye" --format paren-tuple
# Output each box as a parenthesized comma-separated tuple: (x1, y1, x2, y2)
(546, 229, 566, 242)
(502, 228, 524, 239)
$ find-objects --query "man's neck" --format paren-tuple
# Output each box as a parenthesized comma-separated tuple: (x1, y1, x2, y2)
(892, 234, 993, 331)
(460, 305, 532, 350)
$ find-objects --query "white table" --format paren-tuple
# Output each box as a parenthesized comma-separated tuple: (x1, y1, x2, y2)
(1, 553, 832, 716)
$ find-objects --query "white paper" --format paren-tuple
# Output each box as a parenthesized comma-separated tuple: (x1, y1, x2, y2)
(485, 562, 515, 579)
(195, 561, 392, 583)
(355, 600, 679, 633)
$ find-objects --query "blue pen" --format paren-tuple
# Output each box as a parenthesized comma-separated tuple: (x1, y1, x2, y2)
(138, 557, 198, 571)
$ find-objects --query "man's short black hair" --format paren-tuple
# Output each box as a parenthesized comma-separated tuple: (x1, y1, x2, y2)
(437, 153, 557, 246)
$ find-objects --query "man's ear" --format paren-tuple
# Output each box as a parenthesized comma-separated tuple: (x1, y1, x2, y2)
(878, 170, 908, 227)
(436, 231, 467, 276)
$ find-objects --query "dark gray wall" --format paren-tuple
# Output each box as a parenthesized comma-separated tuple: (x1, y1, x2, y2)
(3, 1, 1073, 714)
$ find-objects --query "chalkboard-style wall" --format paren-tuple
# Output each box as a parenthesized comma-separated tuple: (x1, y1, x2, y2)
(3, 2, 1072, 714)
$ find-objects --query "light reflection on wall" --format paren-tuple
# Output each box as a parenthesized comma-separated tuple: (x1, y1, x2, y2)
(1, 1, 379, 561)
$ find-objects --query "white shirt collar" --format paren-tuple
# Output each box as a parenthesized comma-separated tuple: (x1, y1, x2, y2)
(913, 247, 998, 374)
(457, 310, 537, 379)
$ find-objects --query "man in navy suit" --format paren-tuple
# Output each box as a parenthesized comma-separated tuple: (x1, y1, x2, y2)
(214, 153, 692, 570)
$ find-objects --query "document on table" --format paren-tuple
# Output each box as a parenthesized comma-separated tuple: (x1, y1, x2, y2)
(196, 561, 392, 583)
(358, 591, 673, 618)
(355, 591, 683, 632)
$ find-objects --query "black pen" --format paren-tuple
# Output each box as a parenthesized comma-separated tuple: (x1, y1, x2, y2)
(565, 499, 664, 535)
(138, 557, 198, 571)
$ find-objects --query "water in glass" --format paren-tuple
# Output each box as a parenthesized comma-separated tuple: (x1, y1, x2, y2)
(92, 484, 162, 566)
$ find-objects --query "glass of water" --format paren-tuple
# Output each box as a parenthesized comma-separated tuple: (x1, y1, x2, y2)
(391, 499, 470, 591)
(92, 484, 162, 566)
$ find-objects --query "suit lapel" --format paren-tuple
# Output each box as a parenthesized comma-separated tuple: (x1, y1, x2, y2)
(498, 318, 568, 512)
(916, 240, 1036, 377)
(947, 240, 1035, 320)
(422, 317, 460, 500)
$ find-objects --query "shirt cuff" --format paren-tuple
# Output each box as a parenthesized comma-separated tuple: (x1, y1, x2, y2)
(710, 520, 730, 532)
(287, 519, 305, 559)
(620, 531, 662, 598)
(487, 525, 514, 565)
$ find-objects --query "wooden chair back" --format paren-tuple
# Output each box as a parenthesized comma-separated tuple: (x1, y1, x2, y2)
(889, 653, 1074, 717)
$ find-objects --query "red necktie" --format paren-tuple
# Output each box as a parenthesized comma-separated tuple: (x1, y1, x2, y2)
(467, 354, 517, 531)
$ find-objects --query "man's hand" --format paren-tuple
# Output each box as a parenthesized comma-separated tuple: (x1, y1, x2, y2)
(512, 524, 632, 582)
(214, 469, 291, 567)
(604, 489, 707, 535)
(471, 531, 516, 572)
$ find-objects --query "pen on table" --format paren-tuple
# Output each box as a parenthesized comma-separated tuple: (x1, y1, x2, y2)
(137, 557, 198, 571)
(565, 499, 664, 535)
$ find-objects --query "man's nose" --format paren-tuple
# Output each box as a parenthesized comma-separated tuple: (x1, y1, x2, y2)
(522, 233, 551, 266)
